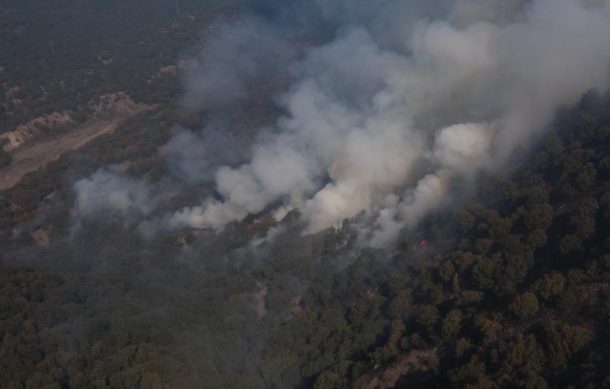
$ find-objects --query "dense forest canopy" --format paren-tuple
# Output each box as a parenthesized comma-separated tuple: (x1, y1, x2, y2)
(0, 0, 609, 388)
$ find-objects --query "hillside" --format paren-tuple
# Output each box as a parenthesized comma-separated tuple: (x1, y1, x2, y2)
(1, 1, 609, 388)
(1, 92, 609, 389)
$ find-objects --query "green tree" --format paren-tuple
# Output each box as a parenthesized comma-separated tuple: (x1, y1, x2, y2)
(441, 309, 463, 338)
(509, 292, 539, 320)
(534, 273, 565, 301)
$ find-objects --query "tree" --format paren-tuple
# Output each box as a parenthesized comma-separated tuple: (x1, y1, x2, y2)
(417, 305, 439, 335)
(474, 315, 502, 344)
(544, 320, 593, 369)
(441, 310, 463, 338)
(534, 273, 565, 301)
(509, 292, 539, 320)
(523, 203, 553, 231)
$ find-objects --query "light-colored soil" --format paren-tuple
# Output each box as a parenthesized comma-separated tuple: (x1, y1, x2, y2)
(0, 92, 155, 192)
(0, 118, 122, 191)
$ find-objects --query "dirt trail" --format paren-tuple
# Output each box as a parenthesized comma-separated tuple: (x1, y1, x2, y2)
(0, 118, 122, 191)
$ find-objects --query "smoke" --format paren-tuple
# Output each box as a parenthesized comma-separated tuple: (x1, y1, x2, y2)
(163, 128, 251, 186)
(183, 15, 297, 126)
(68, 0, 610, 247)
(451, 0, 529, 24)
(162, 0, 610, 245)
(74, 167, 152, 218)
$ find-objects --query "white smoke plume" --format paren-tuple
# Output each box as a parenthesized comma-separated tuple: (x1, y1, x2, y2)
(164, 0, 610, 244)
(167, 0, 610, 243)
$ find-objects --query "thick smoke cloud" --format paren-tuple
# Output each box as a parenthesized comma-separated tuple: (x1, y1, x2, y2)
(164, 0, 610, 245)
(72, 0, 610, 246)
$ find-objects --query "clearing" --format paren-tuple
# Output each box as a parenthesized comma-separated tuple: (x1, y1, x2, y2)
(0, 118, 124, 191)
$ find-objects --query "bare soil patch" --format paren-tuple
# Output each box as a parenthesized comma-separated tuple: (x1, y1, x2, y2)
(0, 118, 122, 191)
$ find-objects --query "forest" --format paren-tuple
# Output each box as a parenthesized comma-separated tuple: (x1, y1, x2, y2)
(0, 0, 244, 131)
(0, 1, 609, 388)
(1, 92, 609, 389)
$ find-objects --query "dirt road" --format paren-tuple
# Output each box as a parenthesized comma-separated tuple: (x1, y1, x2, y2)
(0, 118, 123, 191)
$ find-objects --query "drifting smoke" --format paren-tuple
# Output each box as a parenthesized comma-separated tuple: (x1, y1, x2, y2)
(163, 128, 251, 186)
(74, 0, 610, 246)
(74, 168, 152, 217)
(183, 15, 297, 121)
